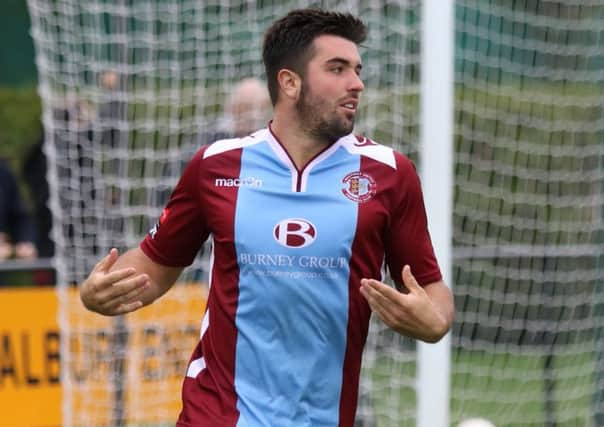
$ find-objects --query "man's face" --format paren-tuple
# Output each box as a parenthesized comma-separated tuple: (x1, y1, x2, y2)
(295, 34, 364, 143)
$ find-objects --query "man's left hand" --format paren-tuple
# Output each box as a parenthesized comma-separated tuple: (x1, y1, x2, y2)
(360, 265, 451, 343)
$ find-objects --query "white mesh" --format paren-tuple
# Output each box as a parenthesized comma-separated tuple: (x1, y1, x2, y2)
(453, 1, 604, 426)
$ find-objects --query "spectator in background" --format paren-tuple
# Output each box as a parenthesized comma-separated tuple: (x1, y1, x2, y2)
(99, 69, 120, 95)
(170, 76, 272, 186)
(22, 128, 54, 257)
(225, 77, 272, 138)
(190, 77, 273, 151)
(98, 69, 126, 149)
(0, 159, 38, 260)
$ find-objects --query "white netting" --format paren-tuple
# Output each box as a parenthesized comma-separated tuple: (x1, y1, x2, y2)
(453, 1, 604, 426)
(27, 1, 421, 426)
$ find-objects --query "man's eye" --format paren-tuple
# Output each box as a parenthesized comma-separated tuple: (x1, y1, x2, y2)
(331, 67, 343, 73)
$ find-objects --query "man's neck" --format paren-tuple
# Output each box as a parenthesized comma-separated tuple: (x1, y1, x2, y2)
(270, 114, 332, 170)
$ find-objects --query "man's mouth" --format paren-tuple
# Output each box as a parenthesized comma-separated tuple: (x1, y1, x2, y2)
(340, 101, 358, 112)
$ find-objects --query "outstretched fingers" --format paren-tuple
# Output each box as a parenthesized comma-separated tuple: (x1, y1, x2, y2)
(98, 273, 149, 310)
(360, 278, 400, 314)
(360, 278, 404, 330)
(94, 248, 119, 274)
(112, 300, 145, 315)
(103, 267, 138, 286)
(90, 265, 137, 296)
(401, 265, 423, 293)
(360, 266, 449, 341)
(361, 277, 401, 302)
(81, 249, 153, 316)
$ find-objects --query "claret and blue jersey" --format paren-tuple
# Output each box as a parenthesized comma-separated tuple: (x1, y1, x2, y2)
(140, 126, 442, 427)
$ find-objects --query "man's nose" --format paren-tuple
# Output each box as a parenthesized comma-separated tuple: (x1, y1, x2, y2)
(349, 71, 364, 92)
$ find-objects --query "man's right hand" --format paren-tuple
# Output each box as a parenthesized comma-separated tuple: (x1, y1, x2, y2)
(80, 248, 150, 316)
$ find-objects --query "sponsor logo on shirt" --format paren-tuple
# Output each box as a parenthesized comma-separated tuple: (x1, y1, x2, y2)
(273, 218, 317, 248)
(238, 252, 347, 270)
(341, 172, 376, 203)
(215, 177, 263, 188)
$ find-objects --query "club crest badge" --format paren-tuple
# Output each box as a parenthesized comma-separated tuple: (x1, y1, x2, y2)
(341, 172, 376, 203)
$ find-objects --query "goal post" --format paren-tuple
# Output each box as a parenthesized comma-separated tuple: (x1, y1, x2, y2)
(418, 0, 455, 426)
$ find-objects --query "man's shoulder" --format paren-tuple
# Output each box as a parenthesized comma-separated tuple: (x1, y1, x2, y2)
(203, 129, 269, 160)
(339, 134, 411, 170)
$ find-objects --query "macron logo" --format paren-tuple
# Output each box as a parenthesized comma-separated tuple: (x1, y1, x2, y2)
(215, 177, 263, 188)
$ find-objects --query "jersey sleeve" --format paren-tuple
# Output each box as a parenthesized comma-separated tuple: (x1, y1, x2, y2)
(384, 154, 442, 287)
(140, 149, 209, 267)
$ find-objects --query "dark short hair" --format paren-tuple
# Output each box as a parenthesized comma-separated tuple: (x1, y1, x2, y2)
(262, 8, 367, 105)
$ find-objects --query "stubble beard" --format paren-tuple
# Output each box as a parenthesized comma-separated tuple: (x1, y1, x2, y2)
(296, 84, 355, 144)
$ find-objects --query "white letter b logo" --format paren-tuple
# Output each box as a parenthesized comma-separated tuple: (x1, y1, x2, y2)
(273, 218, 317, 248)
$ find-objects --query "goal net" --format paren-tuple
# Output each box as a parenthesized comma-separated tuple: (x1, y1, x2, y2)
(26, 0, 421, 426)
(453, 1, 604, 426)
(26, 0, 604, 426)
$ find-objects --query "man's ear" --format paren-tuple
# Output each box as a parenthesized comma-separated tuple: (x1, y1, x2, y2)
(277, 69, 301, 101)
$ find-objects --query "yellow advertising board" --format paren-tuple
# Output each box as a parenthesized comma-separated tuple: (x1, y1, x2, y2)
(0, 284, 207, 427)
(0, 287, 62, 427)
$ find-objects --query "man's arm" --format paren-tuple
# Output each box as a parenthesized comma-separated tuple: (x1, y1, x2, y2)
(80, 247, 184, 316)
(360, 265, 454, 343)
